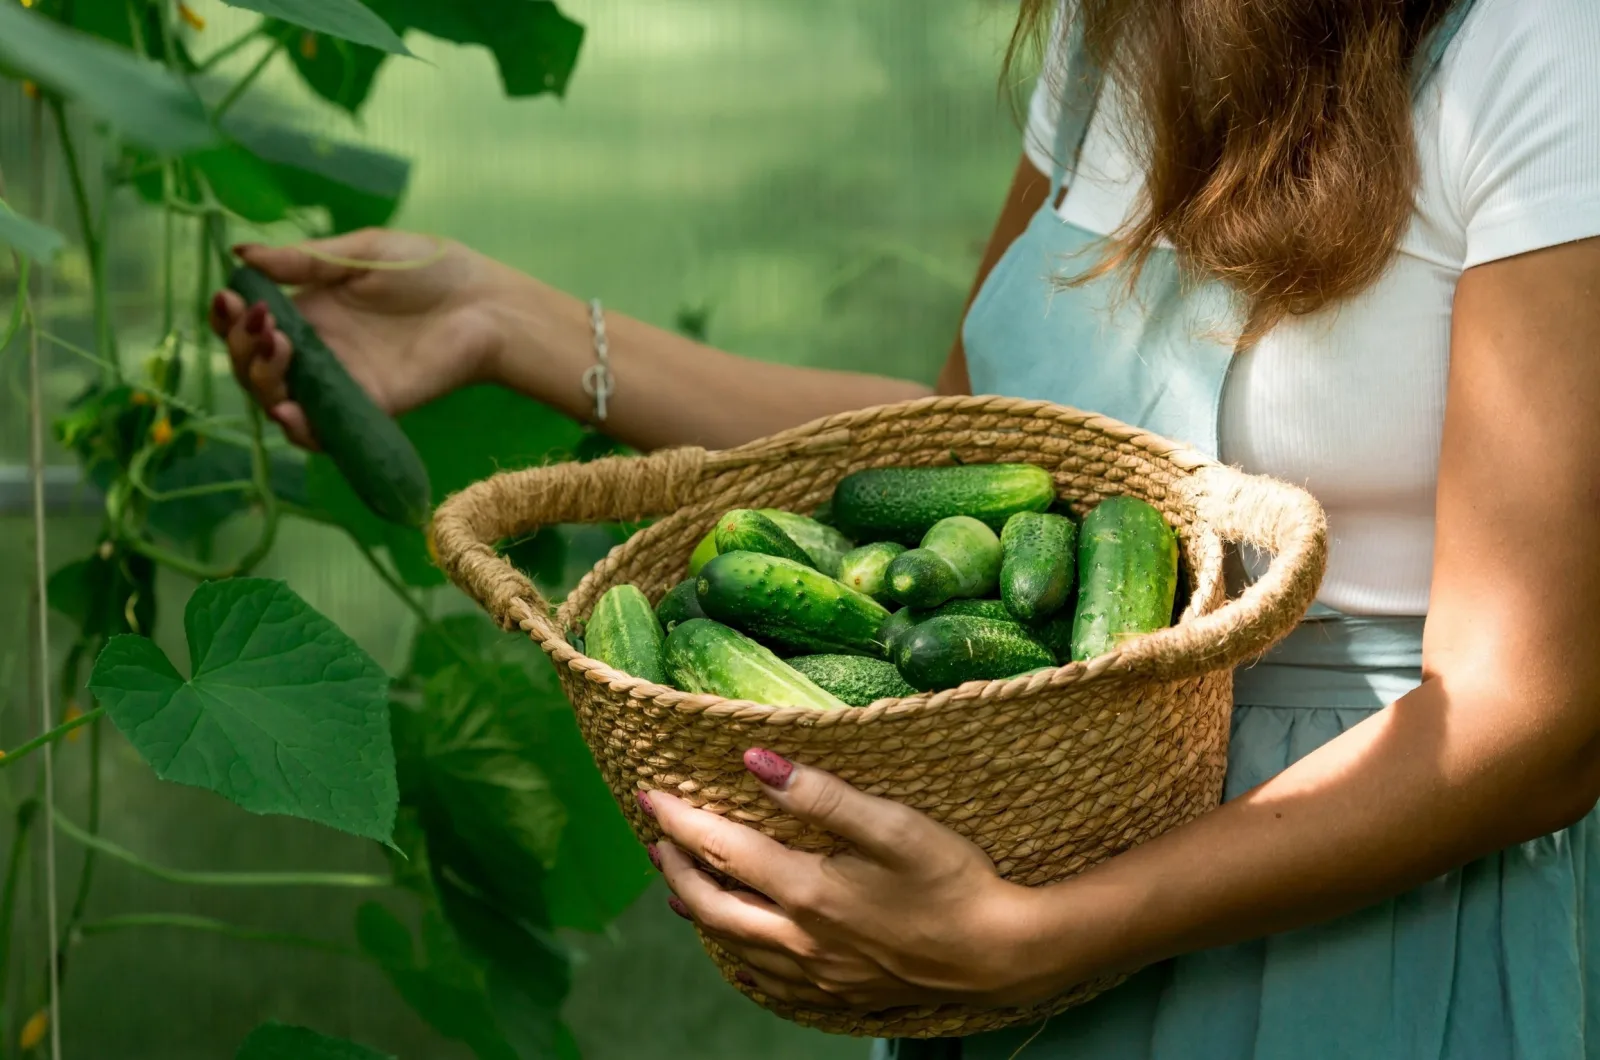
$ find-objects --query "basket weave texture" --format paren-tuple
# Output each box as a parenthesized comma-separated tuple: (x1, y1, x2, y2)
(431, 396, 1327, 1039)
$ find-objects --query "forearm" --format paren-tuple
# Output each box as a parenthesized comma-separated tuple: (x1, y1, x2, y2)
(1015, 675, 1600, 997)
(485, 273, 929, 452)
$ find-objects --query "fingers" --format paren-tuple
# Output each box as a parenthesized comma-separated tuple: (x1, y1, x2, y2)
(655, 841, 803, 951)
(648, 790, 817, 903)
(232, 228, 382, 287)
(736, 964, 848, 1010)
(744, 749, 932, 867)
(213, 292, 320, 451)
(268, 403, 320, 451)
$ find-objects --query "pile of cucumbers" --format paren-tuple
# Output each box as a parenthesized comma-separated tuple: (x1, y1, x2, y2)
(580, 463, 1180, 710)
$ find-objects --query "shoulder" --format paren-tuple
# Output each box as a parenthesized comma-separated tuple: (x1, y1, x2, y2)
(1433, 0, 1600, 267)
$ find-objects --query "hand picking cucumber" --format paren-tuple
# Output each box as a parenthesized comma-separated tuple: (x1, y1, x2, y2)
(655, 579, 706, 633)
(837, 542, 907, 603)
(1069, 495, 1179, 661)
(830, 463, 1054, 544)
(585, 584, 669, 685)
(787, 654, 916, 706)
(664, 619, 846, 710)
(759, 509, 854, 577)
(697, 551, 890, 657)
(228, 266, 431, 528)
(1000, 511, 1077, 621)
(714, 509, 815, 569)
(885, 516, 1001, 609)
(893, 615, 1056, 692)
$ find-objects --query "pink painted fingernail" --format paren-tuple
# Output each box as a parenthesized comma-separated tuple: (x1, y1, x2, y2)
(232, 243, 259, 257)
(743, 748, 794, 790)
(735, 969, 756, 987)
(243, 302, 268, 334)
(636, 790, 655, 817)
(646, 844, 662, 871)
(209, 291, 228, 321)
(667, 896, 691, 920)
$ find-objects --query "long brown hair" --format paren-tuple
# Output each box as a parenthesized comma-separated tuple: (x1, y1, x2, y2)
(1006, 0, 1462, 344)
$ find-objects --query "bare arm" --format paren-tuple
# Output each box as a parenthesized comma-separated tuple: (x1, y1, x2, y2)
(1009, 236, 1600, 995)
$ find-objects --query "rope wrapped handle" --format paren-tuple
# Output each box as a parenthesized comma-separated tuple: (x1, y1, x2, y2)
(430, 446, 709, 633)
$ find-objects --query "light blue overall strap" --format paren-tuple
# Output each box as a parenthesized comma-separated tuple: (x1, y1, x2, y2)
(1046, 16, 1102, 200)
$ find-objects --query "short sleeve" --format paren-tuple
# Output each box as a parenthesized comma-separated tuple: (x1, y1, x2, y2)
(1444, 0, 1600, 268)
(1022, 1, 1071, 178)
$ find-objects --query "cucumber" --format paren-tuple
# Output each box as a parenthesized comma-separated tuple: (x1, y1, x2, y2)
(696, 551, 890, 657)
(837, 542, 907, 604)
(714, 509, 815, 569)
(228, 266, 430, 528)
(881, 598, 1073, 659)
(1070, 495, 1180, 661)
(687, 529, 719, 577)
(893, 615, 1056, 692)
(884, 516, 1001, 609)
(585, 584, 669, 685)
(1000, 511, 1078, 622)
(760, 510, 854, 577)
(655, 579, 706, 633)
(830, 463, 1055, 544)
(664, 619, 846, 710)
(787, 654, 916, 706)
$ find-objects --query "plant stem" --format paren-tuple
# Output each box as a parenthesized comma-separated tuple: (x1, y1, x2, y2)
(0, 800, 40, 1013)
(76, 913, 361, 959)
(49, 101, 118, 383)
(161, 168, 177, 337)
(212, 39, 283, 122)
(198, 25, 265, 73)
(52, 813, 392, 889)
(0, 709, 105, 770)
(229, 403, 280, 574)
(195, 213, 216, 414)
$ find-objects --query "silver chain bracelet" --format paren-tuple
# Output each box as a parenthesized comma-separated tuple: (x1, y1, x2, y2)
(581, 297, 615, 422)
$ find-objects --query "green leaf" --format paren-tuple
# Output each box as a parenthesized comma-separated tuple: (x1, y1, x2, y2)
(48, 551, 157, 640)
(223, 115, 411, 232)
(379, 0, 584, 98)
(223, 0, 412, 56)
(0, 5, 215, 154)
(357, 813, 572, 1060)
(236, 1023, 394, 1060)
(189, 145, 297, 225)
(405, 613, 538, 684)
(144, 446, 308, 545)
(0, 206, 66, 263)
(278, 25, 391, 114)
(87, 578, 397, 842)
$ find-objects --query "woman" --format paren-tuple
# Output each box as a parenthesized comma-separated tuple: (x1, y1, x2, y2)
(213, 0, 1600, 1055)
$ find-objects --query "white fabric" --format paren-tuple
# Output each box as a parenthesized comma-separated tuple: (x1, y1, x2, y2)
(1020, 0, 1600, 615)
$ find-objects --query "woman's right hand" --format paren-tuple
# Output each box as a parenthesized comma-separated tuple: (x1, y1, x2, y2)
(210, 228, 512, 449)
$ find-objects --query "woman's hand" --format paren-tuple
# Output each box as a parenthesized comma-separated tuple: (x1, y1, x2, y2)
(209, 229, 515, 449)
(644, 749, 1061, 1012)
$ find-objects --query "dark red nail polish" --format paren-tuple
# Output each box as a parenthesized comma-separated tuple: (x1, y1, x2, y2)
(743, 748, 794, 790)
(231, 243, 256, 256)
(210, 291, 227, 320)
(735, 969, 756, 987)
(636, 790, 655, 817)
(667, 896, 691, 920)
(647, 844, 662, 871)
(244, 302, 267, 334)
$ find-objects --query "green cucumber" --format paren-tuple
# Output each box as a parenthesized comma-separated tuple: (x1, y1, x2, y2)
(837, 542, 908, 603)
(655, 579, 706, 633)
(696, 551, 890, 657)
(881, 598, 1073, 659)
(884, 516, 1001, 609)
(714, 509, 815, 569)
(585, 584, 668, 684)
(687, 530, 719, 577)
(893, 615, 1056, 692)
(759, 510, 854, 577)
(787, 654, 916, 706)
(1070, 495, 1180, 661)
(228, 266, 430, 528)
(664, 619, 846, 710)
(830, 463, 1055, 544)
(1000, 511, 1078, 622)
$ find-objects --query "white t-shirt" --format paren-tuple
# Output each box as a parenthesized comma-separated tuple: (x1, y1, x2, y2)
(1022, 0, 1600, 615)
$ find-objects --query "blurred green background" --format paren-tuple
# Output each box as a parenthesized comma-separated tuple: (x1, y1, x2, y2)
(0, 0, 1028, 1056)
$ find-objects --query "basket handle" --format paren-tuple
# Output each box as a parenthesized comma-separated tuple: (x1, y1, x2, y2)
(1110, 464, 1329, 679)
(430, 446, 709, 633)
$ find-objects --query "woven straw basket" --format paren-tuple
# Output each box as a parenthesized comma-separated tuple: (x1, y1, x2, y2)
(431, 395, 1327, 1039)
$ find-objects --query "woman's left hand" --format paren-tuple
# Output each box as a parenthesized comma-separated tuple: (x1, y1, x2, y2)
(644, 748, 1060, 1012)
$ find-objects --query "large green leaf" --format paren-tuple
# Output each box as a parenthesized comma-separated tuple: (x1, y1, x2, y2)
(222, 115, 411, 232)
(236, 1023, 394, 1060)
(87, 578, 397, 843)
(0, 206, 66, 263)
(357, 813, 573, 1060)
(277, 23, 392, 114)
(0, 5, 215, 154)
(222, 0, 412, 56)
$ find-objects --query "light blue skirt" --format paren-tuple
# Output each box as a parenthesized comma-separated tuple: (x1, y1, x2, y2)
(877, 613, 1600, 1059)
